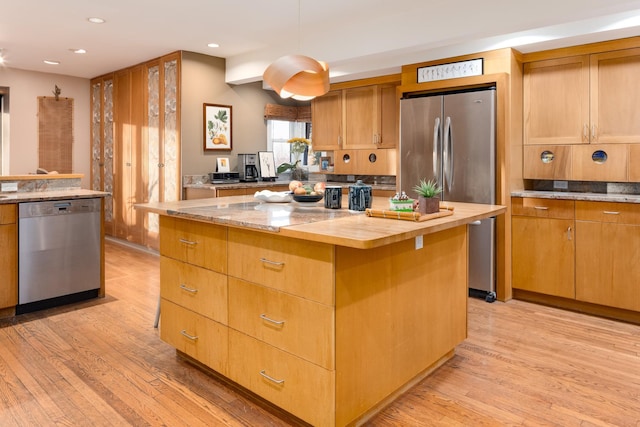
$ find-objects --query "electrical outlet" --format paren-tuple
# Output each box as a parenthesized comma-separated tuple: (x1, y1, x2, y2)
(0, 182, 17, 192)
(415, 235, 423, 250)
(347, 175, 355, 182)
(553, 180, 568, 190)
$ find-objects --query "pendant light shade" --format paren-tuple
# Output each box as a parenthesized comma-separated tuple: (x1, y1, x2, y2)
(263, 54, 330, 101)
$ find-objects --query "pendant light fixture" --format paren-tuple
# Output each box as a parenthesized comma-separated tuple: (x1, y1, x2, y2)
(263, 0, 330, 101)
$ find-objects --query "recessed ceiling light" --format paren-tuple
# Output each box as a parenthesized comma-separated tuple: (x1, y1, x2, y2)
(88, 17, 105, 24)
(44, 60, 60, 65)
(70, 48, 87, 54)
(207, 43, 220, 48)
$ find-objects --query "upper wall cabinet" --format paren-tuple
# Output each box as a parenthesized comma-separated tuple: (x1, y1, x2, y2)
(524, 56, 589, 146)
(524, 48, 640, 146)
(590, 49, 640, 144)
(311, 82, 399, 151)
(311, 90, 342, 151)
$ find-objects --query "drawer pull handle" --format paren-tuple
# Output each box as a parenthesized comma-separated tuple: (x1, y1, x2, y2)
(260, 313, 285, 326)
(180, 330, 198, 341)
(179, 238, 198, 246)
(260, 257, 285, 267)
(259, 370, 285, 385)
(533, 206, 549, 210)
(567, 226, 572, 241)
(179, 284, 198, 294)
(603, 211, 620, 215)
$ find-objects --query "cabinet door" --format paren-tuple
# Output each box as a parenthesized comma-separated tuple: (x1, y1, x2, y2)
(344, 86, 378, 149)
(590, 48, 640, 144)
(0, 205, 17, 309)
(575, 221, 640, 311)
(523, 145, 572, 180)
(523, 56, 589, 145)
(114, 65, 145, 244)
(378, 84, 398, 148)
(90, 76, 115, 236)
(512, 216, 575, 298)
(311, 90, 342, 150)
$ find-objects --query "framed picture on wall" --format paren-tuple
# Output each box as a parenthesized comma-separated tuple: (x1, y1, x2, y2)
(204, 103, 232, 151)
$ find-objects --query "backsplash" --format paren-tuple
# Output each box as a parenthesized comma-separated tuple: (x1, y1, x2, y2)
(527, 180, 640, 195)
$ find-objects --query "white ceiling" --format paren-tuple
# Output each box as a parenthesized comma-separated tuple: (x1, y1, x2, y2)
(3, 0, 640, 85)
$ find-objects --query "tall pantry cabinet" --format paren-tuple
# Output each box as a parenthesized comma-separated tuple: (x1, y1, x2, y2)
(90, 52, 181, 250)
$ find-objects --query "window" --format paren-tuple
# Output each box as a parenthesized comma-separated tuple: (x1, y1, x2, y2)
(267, 120, 310, 168)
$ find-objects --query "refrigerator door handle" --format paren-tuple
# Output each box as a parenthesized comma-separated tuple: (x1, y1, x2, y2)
(443, 116, 453, 192)
(433, 117, 441, 180)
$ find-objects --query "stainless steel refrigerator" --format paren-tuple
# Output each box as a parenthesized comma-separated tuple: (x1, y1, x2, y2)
(399, 87, 496, 299)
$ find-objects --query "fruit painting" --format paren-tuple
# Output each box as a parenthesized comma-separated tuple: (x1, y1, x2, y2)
(203, 103, 232, 151)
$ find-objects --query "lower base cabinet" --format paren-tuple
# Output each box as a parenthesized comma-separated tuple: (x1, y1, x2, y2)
(159, 215, 468, 426)
(512, 198, 575, 298)
(575, 201, 640, 312)
(513, 197, 640, 315)
(0, 204, 17, 311)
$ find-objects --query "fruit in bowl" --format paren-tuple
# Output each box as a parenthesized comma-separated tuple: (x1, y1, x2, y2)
(289, 180, 303, 191)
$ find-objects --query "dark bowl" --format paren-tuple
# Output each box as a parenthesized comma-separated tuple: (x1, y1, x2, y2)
(293, 193, 324, 203)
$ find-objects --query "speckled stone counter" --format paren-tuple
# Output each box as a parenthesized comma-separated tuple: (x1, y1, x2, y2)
(0, 174, 108, 204)
(511, 190, 640, 204)
(0, 189, 109, 204)
(136, 195, 505, 249)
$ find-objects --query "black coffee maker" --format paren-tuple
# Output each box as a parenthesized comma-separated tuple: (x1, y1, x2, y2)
(238, 153, 258, 182)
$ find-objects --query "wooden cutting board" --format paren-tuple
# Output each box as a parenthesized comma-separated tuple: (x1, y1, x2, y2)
(365, 208, 454, 222)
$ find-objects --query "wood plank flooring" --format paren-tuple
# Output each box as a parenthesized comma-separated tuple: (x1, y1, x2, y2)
(1, 238, 639, 426)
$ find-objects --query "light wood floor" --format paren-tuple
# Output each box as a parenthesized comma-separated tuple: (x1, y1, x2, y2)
(1, 239, 639, 426)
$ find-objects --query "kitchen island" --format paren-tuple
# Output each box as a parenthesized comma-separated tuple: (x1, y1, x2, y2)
(136, 195, 505, 426)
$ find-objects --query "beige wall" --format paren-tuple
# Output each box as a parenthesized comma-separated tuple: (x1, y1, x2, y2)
(180, 51, 294, 175)
(0, 68, 90, 187)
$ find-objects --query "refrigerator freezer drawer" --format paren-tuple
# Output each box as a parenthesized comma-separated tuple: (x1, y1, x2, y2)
(468, 217, 495, 293)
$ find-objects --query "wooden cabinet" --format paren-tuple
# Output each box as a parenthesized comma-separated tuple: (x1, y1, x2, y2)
(512, 197, 575, 298)
(159, 216, 229, 375)
(311, 82, 399, 151)
(158, 214, 468, 426)
(91, 52, 180, 250)
(311, 90, 342, 150)
(0, 204, 17, 311)
(523, 48, 640, 182)
(590, 49, 640, 144)
(90, 75, 115, 235)
(575, 201, 640, 312)
(513, 197, 640, 315)
(524, 56, 589, 146)
(523, 145, 572, 180)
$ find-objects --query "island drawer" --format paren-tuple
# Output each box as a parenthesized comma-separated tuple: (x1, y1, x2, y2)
(0, 204, 17, 225)
(228, 329, 334, 427)
(576, 201, 640, 225)
(160, 299, 229, 376)
(228, 277, 334, 369)
(160, 256, 228, 324)
(511, 197, 575, 219)
(160, 216, 227, 273)
(227, 228, 334, 305)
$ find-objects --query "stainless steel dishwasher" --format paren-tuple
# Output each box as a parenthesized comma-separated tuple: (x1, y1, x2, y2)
(17, 198, 101, 314)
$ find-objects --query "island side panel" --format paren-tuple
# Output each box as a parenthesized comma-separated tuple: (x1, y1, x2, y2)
(335, 225, 468, 426)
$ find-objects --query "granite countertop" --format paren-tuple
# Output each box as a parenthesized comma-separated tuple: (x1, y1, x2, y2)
(0, 189, 109, 204)
(135, 195, 506, 249)
(511, 190, 640, 204)
(184, 181, 397, 192)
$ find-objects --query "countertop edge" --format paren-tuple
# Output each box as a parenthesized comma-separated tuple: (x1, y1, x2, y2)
(0, 189, 109, 204)
(136, 197, 506, 249)
(511, 190, 640, 203)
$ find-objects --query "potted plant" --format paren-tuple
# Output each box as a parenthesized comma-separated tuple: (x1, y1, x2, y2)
(412, 178, 442, 214)
(276, 137, 310, 181)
